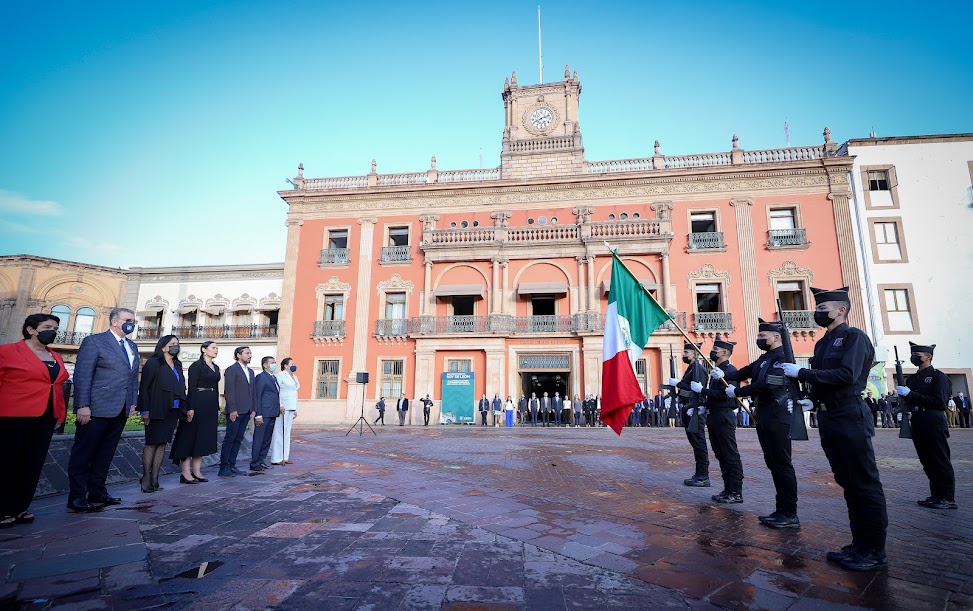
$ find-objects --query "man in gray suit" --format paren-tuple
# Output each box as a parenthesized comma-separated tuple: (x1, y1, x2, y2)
(219, 347, 256, 477)
(251, 356, 282, 472)
(67, 308, 139, 512)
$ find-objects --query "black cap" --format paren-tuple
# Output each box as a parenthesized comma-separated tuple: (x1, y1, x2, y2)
(683, 341, 702, 351)
(714, 339, 736, 353)
(758, 317, 783, 333)
(811, 286, 850, 306)
(909, 341, 936, 355)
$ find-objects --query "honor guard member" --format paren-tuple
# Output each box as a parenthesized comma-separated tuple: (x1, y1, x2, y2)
(712, 319, 799, 528)
(781, 287, 888, 572)
(897, 342, 956, 510)
(692, 339, 744, 504)
(669, 342, 709, 487)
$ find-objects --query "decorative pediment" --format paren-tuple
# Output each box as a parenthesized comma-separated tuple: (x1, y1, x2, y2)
(315, 276, 352, 296)
(376, 273, 414, 295)
(178, 295, 203, 307)
(686, 264, 731, 288)
(204, 294, 230, 307)
(767, 261, 814, 283)
(145, 295, 168, 309)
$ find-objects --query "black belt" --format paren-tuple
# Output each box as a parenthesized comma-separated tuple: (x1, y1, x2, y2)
(196, 387, 216, 392)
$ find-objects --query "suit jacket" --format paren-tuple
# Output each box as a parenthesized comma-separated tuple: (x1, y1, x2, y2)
(865, 397, 879, 413)
(478, 398, 490, 413)
(73, 330, 139, 417)
(0, 340, 69, 420)
(529, 398, 540, 411)
(223, 361, 256, 415)
(396, 397, 409, 411)
(878, 398, 890, 412)
(955, 395, 970, 411)
(254, 371, 281, 418)
(136, 356, 187, 420)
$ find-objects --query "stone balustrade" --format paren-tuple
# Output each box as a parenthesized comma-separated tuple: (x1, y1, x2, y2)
(664, 152, 732, 169)
(377, 172, 428, 187)
(742, 147, 824, 164)
(507, 225, 579, 242)
(437, 168, 500, 182)
(590, 219, 665, 238)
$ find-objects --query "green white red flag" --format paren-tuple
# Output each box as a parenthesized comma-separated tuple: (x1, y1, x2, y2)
(601, 252, 671, 435)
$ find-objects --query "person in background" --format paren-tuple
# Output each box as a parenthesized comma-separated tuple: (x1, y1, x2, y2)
(374, 397, 386, 425)
(396, 393, 409, 426)
(272, 357, 300, 465)
(946, 397, 957, 428)
(572, 394, 582, 427)
(251, 356, 281, 472)
(505, 395, 515, 427)
(0, 314, 69, 527)
(137, 335, 186, 491)
(865, 391, 880, 427)
(879, 393, 892, 429)
(171, 341, 220, 483)
(218, 347, 255, 477)
(478, 393, 489, 426)
(492, 393, 502, 427)
(529, 392, 539, 427)
(955, 391, 971, 428)
(421, 394, 433, 426)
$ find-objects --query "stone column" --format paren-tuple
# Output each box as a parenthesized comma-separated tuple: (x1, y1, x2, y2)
(500, 260, 509, 314)
(731, 198, 760, 362)
(347, 216, 377, 418)
(413, 345, 438, 423)
(276, 218, 303, 360)
(660, 251, 672, 308)
(586, 256, 596, 313)
(422, 260, 432, 315)
(576, 256, 587, 312)
(486, 348, 506, 401)
(491, 258, 501, 314)
(829, 192, 867, 330)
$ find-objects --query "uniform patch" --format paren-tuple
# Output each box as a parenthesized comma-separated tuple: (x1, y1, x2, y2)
(925, 377, 932, 384)
(833, 338, 844, 348)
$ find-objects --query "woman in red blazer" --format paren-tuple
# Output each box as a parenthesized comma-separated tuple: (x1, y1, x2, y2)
(0, 313, 69, 527)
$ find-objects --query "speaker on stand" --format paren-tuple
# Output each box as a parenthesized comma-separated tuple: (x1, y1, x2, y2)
(346, 372, 376, 436)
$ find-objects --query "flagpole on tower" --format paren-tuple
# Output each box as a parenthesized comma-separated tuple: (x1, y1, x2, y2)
(537, 5, 543, 83)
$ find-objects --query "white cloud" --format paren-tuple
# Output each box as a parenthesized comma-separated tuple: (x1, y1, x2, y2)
(0, 189, 64, 216)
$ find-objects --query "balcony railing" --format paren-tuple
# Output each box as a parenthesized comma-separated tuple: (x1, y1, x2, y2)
(171, 325, 279, 339)
(694, 312, 733, 331)
(312, 320, 346, 337)
(767, 228, 808, 247)
(53, 331, 91, 346)
(780, 310, 815, 329)
(515, 315, 575, 333)
(688, 232, 726, 250)
(660, 311, 688, 331)
(573, 312, 604, 332)
(375, 319, 409, 336)
(136, 327, 160, 340)
(380, 245, 412, 262)
(320, 248, 350, 265)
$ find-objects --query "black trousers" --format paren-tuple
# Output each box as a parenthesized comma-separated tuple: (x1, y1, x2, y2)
(707, 408, 743, 494)
(959, 410, 972, 428)
(0, 412, 56, 517)
(220, 411, 252, 472)
(755, 417, 797, 515)
(68, 407, 127, 501)
(682, 407, 709, 477)
(912, 411, 955, 501)
(423, 407, 430, 425)
(818, 400, 887, 552)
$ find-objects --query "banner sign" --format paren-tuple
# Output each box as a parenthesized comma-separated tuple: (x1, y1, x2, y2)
(441, 372, 474, 424)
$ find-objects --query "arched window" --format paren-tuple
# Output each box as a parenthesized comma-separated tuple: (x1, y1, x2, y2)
(51, 304, 71, 324)
(74, 307, 96, 335)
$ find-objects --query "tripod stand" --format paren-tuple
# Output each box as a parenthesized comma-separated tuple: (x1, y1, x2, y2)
(346, 379, 377, 436)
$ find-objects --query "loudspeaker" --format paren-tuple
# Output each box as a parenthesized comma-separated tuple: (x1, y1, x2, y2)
(356, 372, 369, 384)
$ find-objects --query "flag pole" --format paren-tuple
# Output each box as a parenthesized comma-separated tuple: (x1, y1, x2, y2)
(604, 242, 752, 416)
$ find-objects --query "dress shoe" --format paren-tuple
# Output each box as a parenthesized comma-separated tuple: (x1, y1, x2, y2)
(712, 491, 743, 504)
(153, 485, 164, 492)
(827, 544, 859, 564)
(762, 514, 800, 529)
(67, 498, 100, 513)
(14, 511, 35, 524)
(87, 494, 122, 506)
(683, 476, 711, 487)
(193, 476, 209, 483)
(218, 471, 235, 477)
(260, 462, 273, 470)
(758, 511, 782, 523)
(917, 496, 936, 507)
(140, 485, 156, 493)
(230, 467, 245, 475)
(840, 550, 888, 572)
(180, 475, 200, 484)
(922, 498, 958, 510)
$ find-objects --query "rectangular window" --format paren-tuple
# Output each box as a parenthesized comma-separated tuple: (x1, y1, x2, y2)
(317, 360, 340, 399)
(884, 288, 914, 332)
(388, 226, 410, 247)
(867, 170, 890, 191)
(324, 295, 344, 321)
(769, 208, 797, 231)
(695, 283, 722, 313)
(690, 212, 716, 234)
(329, 229, 348, 249)
(385, 292, 406, 319)
(381, 359, 404, 399)
(874, 222, 903, 261)
(447, 359, 472, 372)
(635, 358, 648, 395)
(452, 296, 475, 316)
(777, 281, 806, 311)
(530, 296, 556, 316)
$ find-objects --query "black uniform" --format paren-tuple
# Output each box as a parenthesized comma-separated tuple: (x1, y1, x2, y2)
(676, 359, 709, 480)
(701, 360, 744, 495)
(903, 366, 955, 503)
(799, 323, 887, 554)
(727, 346, 799, 517)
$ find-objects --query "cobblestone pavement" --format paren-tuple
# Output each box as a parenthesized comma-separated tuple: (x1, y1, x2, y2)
(1, 425, 970, 610)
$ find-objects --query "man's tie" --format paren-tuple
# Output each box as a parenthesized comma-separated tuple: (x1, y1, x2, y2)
(119, 338, 129, 364)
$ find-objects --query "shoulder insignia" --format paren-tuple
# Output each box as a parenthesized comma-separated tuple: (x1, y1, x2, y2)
(925, 377, 932, 384)
(833, 338, 844, 348)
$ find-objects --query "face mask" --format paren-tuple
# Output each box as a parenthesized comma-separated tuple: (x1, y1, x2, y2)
(709, 351, 720, 361)
(167, 345, 181, 356)
(36, 329, 58, 345)
(269, 364, 277, 372)
(910, 354, 924, 367)
(289, 365, 297, 372)
(813, 311, 833, 328)
(121, 321, 136, 335)
(681, 355, 693, 364)
(756, 338, 772, 351)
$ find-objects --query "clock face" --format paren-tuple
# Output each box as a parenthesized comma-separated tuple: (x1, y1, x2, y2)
(529, 107, 553, 129)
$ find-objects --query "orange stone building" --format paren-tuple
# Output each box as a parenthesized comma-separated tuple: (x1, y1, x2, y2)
(277, 67, 862, 424)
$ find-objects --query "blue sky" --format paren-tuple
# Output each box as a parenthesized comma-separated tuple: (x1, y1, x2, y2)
(1, 1, 970, 268)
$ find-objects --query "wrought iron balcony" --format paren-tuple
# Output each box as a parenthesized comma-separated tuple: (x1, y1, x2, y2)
(319, 248, 350, 265)
(688, 232, 726, 250)
(136, 327, 160, 340)
(660, 311, 688, 332)
(767, 228, 808, 248)
(312, 320, 346, 337)
(375, 318, 409, 336)
(170, 325, 279, 339)
(380, 245, 411, 263)
(572, 311, 604, 332)
(780, 310, 815, 329)
(53, 331, 91, 346)
(515, 315, 574, 333)
(694, 312, 733, 331)
(410, 316, 488, 334)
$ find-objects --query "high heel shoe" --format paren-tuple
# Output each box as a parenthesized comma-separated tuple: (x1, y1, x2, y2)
(192, 475, 208, 483)
(179, 475, 200, 484)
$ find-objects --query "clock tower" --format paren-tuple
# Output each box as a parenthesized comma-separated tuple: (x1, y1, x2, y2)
(500, 65, 584, 180)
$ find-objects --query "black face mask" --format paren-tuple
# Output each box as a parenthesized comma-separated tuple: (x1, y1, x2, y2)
(36, 329, 58, 345)
(121, 321, 136, 335)
(709, 351, 720, 361)
(756, 338, 772, 351)
(167, 345, 181, 356)
(910, 354, 924, 367)
(681, 355, 693, 364)
(813, 311, 834, 328)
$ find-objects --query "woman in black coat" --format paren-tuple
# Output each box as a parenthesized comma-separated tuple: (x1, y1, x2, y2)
(137, 335, 186, 493)
(170, 341, 221, 483)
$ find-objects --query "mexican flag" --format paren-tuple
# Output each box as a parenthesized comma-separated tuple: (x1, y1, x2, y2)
(601, 252, 672, 435)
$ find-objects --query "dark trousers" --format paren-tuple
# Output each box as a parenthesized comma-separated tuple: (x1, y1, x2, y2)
(554, 407, 561, 426)
(423, 407, 430, 425)
(683, 408, 709, 478)
(220, 411, 252, 472)
(251, 416, 276, 469)
(707, 408, 743, 494)
(573, 412, 581, 426)
(374, 409, 385, 424)
(68, 408, 127, 501)
(912, 411, 955, 501)
(959, 410, 972, 428)
(0, 413, 55, 516)
(818, 401, 887, 552)
(480, 411, 487, 425)
(530, 408, 537, 426)
(755, 418, 797, 515)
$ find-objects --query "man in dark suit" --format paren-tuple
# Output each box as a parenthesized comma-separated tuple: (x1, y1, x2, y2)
(865, 391, 880, 427)
(219, 346, 255, 477)
(68, 308, 140, 512)
(529, 392, 539, 426)
(552, 392, 563, 427)
(956, 391, 971, 428)
(478, 394, 489, 426)
(396, 393, 409, 425)
(878, 394, 892, 428)
(251, 356, 281, 471)
(654, 391, 666, 427)
(541, 392, 551, 427)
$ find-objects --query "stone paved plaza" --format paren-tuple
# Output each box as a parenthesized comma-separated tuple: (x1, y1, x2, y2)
(1, 425, 970, 610)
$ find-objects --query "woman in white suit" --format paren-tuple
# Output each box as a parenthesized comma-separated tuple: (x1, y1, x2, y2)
(271, 357, 299, 465)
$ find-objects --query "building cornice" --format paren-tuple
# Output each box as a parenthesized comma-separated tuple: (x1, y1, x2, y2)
(840, 133, 973, 150)
(127, 262, 284, 282)
(0, 255, 126, 275)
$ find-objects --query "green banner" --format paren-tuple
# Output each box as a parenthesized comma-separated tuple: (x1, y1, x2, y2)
(867, 362, 888, 397)
(441, 372, 475, 424)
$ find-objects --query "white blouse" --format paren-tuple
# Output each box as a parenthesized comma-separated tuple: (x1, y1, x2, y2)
(275, 371, 300, 411)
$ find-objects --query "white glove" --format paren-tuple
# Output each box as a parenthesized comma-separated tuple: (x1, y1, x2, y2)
(709, 368, 725, 380)
(667, 377, 681, 387)
(725, 385, 736, 399)
(687, 408, 695, 416)
(895, 386, 911, 397)
(690, 381, 703, 393)
(786, 399, 793, 414)
(781, 363, 802, 378)
(797, 399, 813, 411)
(697, 406, 706, 416)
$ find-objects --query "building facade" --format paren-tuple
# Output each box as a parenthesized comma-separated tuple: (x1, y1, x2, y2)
(278, 68, 863, 424)
(840, 134, 973, 394)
